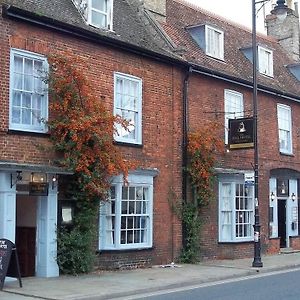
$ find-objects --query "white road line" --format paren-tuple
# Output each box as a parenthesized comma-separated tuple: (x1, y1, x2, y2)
(113, 267, 300, 300)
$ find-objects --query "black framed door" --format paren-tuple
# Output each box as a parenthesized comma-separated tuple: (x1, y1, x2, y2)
(278, 200, 287, 248)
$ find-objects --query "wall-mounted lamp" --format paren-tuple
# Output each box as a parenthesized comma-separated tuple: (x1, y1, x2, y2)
(291, 193, 296, 201)
(271, 192, 275, 201)
(11, 171, 22, 188)
(31, 172, 47, 183)
(52, 174, 58, 189)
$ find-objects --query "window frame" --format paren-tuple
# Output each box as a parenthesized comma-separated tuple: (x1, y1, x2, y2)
(205, 25, 224, 60)
(99, 171, 156, 250)
(224, 90, 244, 144)
(258, 45, 273, 77)
(277, 103, 293, 155)
(113, 72, 143, 145)
(9, 48, 48, 133)
(87, 0, 113, 30)
(218, 175, 254, 243)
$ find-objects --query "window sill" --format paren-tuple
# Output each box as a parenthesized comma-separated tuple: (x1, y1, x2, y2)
(8, 129, 49, 137)
(114, 141, 143, 148)
(218, 240, 253, 244)
(97, 247, 153, 253)
(279, 151, 294, 157)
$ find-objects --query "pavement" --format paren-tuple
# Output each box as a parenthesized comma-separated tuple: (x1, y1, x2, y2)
(1, 251, 300, 300)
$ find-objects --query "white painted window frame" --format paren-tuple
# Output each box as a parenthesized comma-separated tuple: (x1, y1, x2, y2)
(113, 72, 142, 145)
(99, 172, 154, 250)
(224, 90, 244, 144)
(277, 103, 292, 154)
(87, 0, 113, 30)
(219, 175, 254, 243)
(9, 48, 48, 133)
(258, 45, 273, 77)
(205, 25, 224, 60)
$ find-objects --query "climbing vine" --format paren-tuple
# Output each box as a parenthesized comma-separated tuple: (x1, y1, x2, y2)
(180, 123, 224, 263)
(45, 55, 133, 274)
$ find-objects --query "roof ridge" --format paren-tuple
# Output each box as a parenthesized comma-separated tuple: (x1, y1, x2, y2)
(172, 0, 277, 42)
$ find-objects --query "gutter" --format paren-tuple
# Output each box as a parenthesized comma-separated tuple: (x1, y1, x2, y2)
(3, 4, 300, 104)
(189, 65, 300, 103)
(2, 4, 186, 66)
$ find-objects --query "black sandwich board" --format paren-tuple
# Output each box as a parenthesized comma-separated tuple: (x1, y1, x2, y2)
(0, 238, 22, 290)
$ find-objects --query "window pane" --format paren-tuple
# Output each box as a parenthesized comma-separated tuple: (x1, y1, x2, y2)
(92, 0, 107, 11)
(12, 107, 21, 124)
(91, 11, 106, 28)
(14, 56, 23, 72)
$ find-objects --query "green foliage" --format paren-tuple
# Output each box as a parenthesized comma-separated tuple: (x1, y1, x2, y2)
(179, 202, 201, 263)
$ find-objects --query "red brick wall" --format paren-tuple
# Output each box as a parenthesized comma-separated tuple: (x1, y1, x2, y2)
(0, 10, 183, 268)
(188, 72, 300, 260)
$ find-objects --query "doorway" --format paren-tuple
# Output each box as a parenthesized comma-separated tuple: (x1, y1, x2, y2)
(16, 194, 37, 277)
(278, 200, 287, 248)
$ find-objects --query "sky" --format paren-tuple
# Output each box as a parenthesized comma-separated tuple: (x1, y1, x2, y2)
(184, 0, 296, 33)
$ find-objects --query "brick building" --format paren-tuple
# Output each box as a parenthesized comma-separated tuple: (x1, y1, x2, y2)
(0, 0, 184, 277)
(2, 0, 300, 279)
(159, 0, 300, 260)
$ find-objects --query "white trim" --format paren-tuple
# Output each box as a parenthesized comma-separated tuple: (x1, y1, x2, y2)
(277, 103, 293, 155)
(218, 174, 254, 243)
(258, 45, 273, 77)
(99, 172, 154, 250)
(9, 48, 48, 133)
(87, 0, 113, 30)
(224, 89, 244, 144)
(205, 25, 224, 60)
(113, 72, 143, 145)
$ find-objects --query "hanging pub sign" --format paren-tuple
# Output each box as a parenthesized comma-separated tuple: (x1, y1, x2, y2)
(29, 182, 49, 196)
(228, 117, 254, 150)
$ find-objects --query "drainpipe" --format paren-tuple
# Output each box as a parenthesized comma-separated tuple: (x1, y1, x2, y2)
(182, 67, 192, 249)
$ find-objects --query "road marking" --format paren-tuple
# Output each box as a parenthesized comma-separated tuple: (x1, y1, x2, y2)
(113, 267, 300, 299)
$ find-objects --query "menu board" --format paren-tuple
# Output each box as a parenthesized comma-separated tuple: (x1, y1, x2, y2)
(0, 239, 22, 290)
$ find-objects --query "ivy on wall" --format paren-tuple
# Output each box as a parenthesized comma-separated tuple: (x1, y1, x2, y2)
(45, 55, 134, 274)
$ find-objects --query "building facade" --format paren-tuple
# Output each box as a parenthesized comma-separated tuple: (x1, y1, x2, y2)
(160, 0, 300, 259)
(0, 0, 184, 277)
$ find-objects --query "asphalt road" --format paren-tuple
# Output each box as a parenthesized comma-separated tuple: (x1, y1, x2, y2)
(122, 268, 300, 300)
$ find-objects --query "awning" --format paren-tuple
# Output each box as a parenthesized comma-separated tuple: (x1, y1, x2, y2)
(0, 161, 73, 175)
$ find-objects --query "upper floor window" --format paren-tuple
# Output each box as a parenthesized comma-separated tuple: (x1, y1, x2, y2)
(219, 175, 254, 242)
(73, 0, 113, 30)
(99, 171, 156, 250)
(114, 72, 142, 145)
(277, 104, 292, 154)
(258, 46, 273, 77)
(224, 90, 244, 144)
(10, 49, 48, 133)
(205, 25, 224, 60)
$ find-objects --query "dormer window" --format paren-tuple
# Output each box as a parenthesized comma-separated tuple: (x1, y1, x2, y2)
(205, 25, 224, 60)
(187, 24, 224, 61)
(258, 46, 273, 77)
(73, 0, 113, 30)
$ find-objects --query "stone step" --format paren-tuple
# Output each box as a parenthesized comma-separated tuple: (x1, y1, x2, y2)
(280, 247, 300, 254)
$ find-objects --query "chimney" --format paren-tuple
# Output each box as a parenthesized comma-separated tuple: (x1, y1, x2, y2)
(143, 0, 166, 22)
(266, 0, 300, 60)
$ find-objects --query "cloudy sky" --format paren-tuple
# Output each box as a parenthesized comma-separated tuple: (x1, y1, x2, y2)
(184, 0, 279, 33)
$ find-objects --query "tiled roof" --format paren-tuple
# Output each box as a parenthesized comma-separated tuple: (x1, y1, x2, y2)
(1, 0, 178, 60)
(161, 0, 300, 98)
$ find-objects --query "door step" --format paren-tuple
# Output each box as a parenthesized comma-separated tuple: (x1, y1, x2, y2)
(280, 247, 300, 254)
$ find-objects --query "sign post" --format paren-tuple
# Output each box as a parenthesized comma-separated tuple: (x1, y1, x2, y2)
(0, 239, 22, 290)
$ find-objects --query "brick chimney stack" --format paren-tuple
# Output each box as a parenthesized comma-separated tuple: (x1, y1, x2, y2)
(266, 0, 300, 60)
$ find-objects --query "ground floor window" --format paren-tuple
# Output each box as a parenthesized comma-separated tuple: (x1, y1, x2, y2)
(219, 174, 254, 242)
(99, 170, 157, 250)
